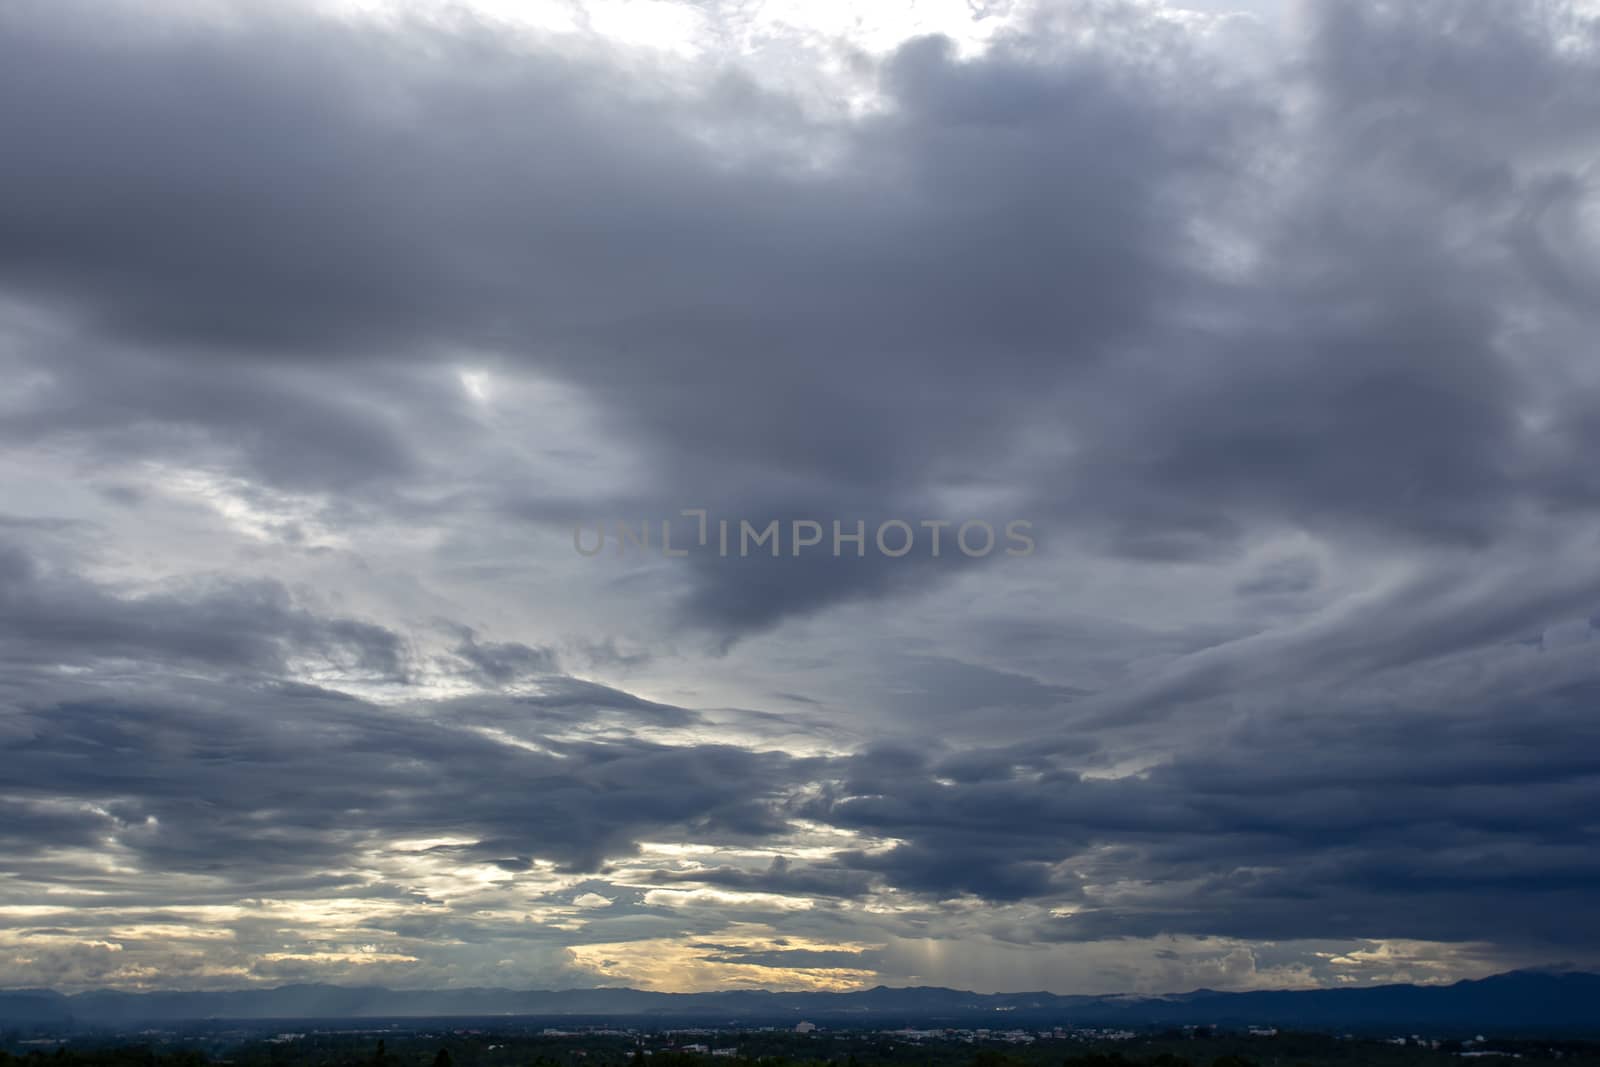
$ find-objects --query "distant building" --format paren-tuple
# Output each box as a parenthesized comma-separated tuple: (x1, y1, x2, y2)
(794, 1022, 817, 1033)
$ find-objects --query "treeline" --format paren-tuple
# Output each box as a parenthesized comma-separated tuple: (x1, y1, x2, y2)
(0, 1049, 207, 1067)
(0, 1047, 1259, 1067)
(980, 1054, 1255, 1067)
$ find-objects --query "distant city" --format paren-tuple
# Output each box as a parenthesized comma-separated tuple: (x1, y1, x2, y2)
(7, 996, 1600, 1067)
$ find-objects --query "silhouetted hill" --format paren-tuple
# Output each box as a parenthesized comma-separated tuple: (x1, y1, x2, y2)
(1, 970, 1595, 1032)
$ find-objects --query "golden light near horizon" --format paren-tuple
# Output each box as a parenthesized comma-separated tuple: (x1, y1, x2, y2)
(568, 928, 883, 992)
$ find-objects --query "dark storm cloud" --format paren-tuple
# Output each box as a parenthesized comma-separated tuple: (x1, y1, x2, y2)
(1035, 0, 1600, 559)
(0, 348, 424, 494)
(0, 798, 109, 855)
(0, 677, 811, 884)
(648, 855, 875, 899)
(672, 506, 997, 635)
(0, 0, 1253, 631)
(9, 659, 1600, 955)
(801, 674, 1600, 954)
(875, 655, 1083, 720)
(5, 589, 1600, 959)
(0, 539, 409, 680)
(1234, 555, 1320, 598)
(1, 0, 1598, 634)
(445, 625, 560, 686)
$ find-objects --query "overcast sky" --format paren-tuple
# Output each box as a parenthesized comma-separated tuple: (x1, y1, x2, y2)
(3, 0, 1600, 996)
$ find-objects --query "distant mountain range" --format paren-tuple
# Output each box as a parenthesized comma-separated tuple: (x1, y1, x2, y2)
(2, 970, 1597, 1033)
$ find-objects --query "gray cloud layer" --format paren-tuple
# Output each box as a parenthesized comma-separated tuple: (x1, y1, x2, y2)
(2, 0, 1600, 993)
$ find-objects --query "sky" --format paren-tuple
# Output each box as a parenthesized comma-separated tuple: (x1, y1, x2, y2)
(2, 0, 1600, 997)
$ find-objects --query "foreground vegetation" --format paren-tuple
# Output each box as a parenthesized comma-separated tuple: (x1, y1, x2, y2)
(8, 1027, 1600, 1067)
